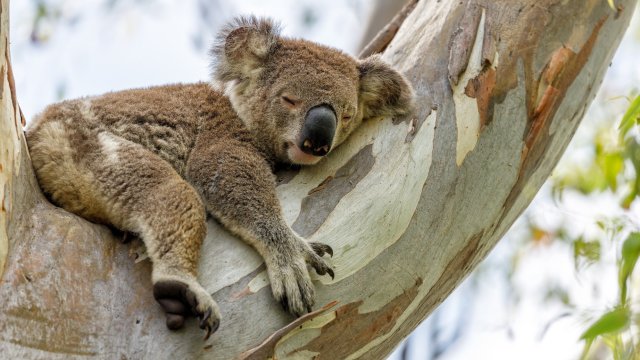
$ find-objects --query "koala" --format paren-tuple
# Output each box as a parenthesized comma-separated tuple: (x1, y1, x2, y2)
(25, 17, 413, 339)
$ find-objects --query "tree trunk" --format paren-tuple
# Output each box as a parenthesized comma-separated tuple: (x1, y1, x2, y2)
(0, 0, 635, 359)
(357, 0, 407, 52)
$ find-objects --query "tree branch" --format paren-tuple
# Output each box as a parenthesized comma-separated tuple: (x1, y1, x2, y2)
(359, 0, 419, 58)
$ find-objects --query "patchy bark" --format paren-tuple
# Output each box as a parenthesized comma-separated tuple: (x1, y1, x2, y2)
(0, 0, 636, 359)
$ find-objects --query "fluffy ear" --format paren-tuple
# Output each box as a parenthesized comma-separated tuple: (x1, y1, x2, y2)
(211, 16, 280, 83)
(358, 55, 414, 120)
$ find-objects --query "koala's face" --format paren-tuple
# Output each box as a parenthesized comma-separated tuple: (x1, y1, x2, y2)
(213, 17, 414, 165)
(257, 42, 363, 165)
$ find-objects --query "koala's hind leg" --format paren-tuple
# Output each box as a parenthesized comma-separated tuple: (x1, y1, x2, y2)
(28, 124, 220, 339)
(97, 135, 221, 338)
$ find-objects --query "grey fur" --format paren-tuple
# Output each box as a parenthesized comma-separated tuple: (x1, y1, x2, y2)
(25, 16, 414, 338)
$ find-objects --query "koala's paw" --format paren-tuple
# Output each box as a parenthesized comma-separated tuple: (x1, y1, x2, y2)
(267, 239, 334, 317)
(153, 280, 221, 340)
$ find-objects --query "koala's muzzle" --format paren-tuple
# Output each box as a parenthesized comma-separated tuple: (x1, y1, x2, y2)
(299, 105, 336, 157)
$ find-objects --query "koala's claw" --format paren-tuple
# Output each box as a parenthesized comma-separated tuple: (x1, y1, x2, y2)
(326, 267, 335, 280)
(199, 308, 219, 340)
(200, 308, 212, 328)
(306, 249, 335, 280)
(309, 242, 333, 257)
(200, 308, 220, 340)
(153, 280, 220, 340)
(309, 256, 335, 279)
(307, 241, 335, 278)
(280, 296, 290, 313)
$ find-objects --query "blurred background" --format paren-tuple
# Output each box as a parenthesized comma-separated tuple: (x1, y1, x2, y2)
(9, 1, 640, 359)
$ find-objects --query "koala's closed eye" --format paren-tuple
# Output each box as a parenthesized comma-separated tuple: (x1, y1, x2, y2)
(281, 95, 300, 109)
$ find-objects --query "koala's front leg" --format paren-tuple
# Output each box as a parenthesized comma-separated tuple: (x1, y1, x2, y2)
(187, 142, 333, 316)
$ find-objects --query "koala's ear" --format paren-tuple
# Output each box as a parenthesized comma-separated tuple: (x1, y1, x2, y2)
(358, 55, 414, 120)
(211, 16, 280, 83)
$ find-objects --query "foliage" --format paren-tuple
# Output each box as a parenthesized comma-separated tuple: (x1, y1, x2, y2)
(547, 93, 640, 359)
(552, 95, 640, 208)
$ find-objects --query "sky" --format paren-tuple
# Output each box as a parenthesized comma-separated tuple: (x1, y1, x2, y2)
(9, 1, 640, 359)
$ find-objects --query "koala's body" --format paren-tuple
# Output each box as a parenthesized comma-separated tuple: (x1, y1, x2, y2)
(26, 17, 413, 338)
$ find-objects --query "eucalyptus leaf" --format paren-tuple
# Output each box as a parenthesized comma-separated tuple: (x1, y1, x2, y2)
(619, 233, 640, 304)
(580, 307, 630, 340)
(619, 95, 640, 138)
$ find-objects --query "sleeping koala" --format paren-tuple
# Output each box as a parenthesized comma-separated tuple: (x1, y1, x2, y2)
(25, 17, 413, 339)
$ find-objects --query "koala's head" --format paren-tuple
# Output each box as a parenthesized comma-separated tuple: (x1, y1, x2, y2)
(212, 16, 414, 165)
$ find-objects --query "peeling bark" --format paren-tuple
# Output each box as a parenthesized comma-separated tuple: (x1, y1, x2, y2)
(0, 0, 636, 359)
(292, 145, 375, 238)
(238, 301, 339, 360)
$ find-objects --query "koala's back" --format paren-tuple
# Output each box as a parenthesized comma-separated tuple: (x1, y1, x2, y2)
(25, 82, 245, 225)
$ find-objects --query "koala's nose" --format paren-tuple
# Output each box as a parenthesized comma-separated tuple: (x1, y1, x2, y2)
(299, 104, 336, 157)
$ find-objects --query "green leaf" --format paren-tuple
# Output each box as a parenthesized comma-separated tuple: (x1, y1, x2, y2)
(621, 188, 637, 209)
(619, 233, 640, 305)
(601, 333, 625, 360)
(620, 233, 640, 275)
(553, 165, 607, 195)
(593, 128, 624, 191)
(580, 307, 630, 340)
(597, 152, 624, 191)
(573, 238, 601, 269)
(619, 95, 640, 138)
(624, 138, 640, 208)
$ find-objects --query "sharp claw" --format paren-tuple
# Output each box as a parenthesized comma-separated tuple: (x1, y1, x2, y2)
(313, 265, 326, 276)
(327, 268, 335, 280)
(325, 245, 334, 257)
(280, 296, 290, 313)
(203, 318, 220, 340)
(200, 308, 212, 329)
(311, 243, 334, 257)
(307, 305, 313, 313)
(319, 244, 331, 257)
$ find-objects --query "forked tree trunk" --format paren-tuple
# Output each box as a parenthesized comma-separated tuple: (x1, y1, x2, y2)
(0, 0, 635, 358)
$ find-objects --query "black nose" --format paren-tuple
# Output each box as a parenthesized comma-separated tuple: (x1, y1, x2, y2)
(299, 104, 336, 157)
